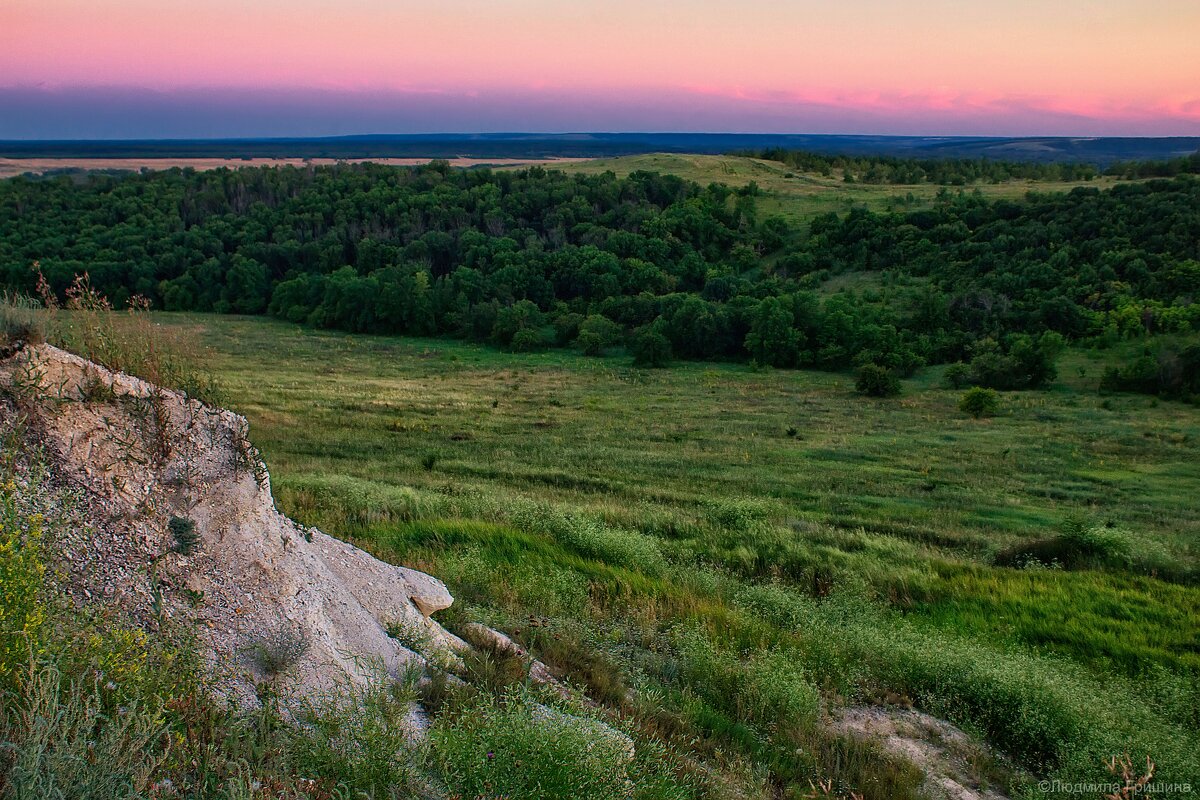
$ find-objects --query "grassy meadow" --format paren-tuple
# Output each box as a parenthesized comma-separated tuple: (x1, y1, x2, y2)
(532, 153, 1131, 225)
(159, 313, 1199, 797)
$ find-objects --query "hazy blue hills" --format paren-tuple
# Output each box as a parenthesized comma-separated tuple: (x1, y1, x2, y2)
(2, 132, 1197, 165)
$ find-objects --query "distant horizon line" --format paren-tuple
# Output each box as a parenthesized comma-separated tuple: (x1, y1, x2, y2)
(4, 132, 1200, 143)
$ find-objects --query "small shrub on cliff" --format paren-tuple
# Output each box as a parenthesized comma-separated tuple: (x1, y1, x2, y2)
(244, 624, 311, 677)
(169, 515, 198, 555)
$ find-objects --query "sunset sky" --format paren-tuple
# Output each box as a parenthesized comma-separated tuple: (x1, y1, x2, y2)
(3, 0, 1199, 138)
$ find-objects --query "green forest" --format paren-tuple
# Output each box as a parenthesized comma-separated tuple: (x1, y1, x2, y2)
(740, 147, 1200, 184)
(2, 162, 1198, 396)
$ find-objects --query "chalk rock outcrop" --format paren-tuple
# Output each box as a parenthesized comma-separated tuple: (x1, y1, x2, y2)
(0, 343, 465, 709)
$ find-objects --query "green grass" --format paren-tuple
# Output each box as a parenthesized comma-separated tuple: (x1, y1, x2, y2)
(158, 313, 1199, 794)
(532, 153, 1131, 226)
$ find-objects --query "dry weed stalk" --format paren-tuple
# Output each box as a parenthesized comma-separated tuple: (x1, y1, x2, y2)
(1103, 753, 1156, 800)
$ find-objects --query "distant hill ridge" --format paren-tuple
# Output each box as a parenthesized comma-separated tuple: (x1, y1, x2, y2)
(2, 132, 1198, 166)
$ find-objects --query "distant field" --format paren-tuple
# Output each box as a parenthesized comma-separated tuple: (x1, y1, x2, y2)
(539, 153, 1133, 223)
(0, 155, 593, 179)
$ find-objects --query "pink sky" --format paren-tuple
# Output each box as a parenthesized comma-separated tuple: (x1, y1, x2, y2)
(3, 0, 1199, 136)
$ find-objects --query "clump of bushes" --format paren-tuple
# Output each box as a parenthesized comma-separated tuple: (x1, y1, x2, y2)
(1101, 342, 1200, 402)
(993, 519, 1180, 579)
(959, 387, 1000, 418)
(428, 692, 634, 800)
(855, 364, 901, 397)
(946, 332, 1064, 390)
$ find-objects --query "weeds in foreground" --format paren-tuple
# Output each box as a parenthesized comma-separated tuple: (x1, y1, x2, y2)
(1, 663, 169, 800)
(0, 292, 45, 347)
(1104, 753, 1156, 800)
(16, 268, 222, 405)
(428, 691, 634, 800)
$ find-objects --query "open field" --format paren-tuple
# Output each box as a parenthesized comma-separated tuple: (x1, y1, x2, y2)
(156, 312, 1200, 795)
(0, 155, 594, 179)
(535, 153, 1134, 223)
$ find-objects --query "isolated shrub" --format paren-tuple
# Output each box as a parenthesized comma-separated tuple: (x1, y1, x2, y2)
(630, 327, 671, 368)
(1101, 354, 1160, 395)
(943, 361, 972, 389)
(966, 332, 1064, 390)
(510, 326, 550, 353)
(244, 623, 311, 676)
(744, 296, 800, 367)
(576, 314, 622, 356)
(552, 311, 586, 345)
(740, 649, 820, 725)
(959, 387, 1000, 418)
(993, 520, 1179, 579)
(705, 498, 771, 532)
(491, 300, 544, 348)
(421, 451, 439, 471)
(854, 364, 901, 397)
(1056, 520, 1132, 566)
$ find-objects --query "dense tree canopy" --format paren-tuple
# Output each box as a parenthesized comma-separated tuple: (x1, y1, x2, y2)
(739, 148, 1103, 184)
(1, 163, 1197, 376)
(740, 147, 1200, 185)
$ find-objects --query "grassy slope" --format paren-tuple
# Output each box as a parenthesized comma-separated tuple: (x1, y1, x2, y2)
(526, 153, 1129, 225)
(167, 313, 1200, 793)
